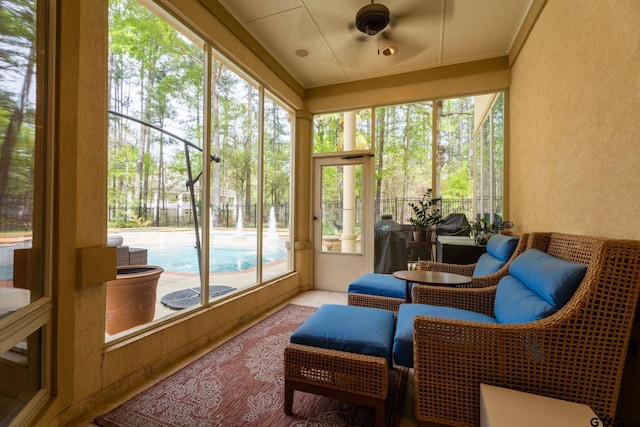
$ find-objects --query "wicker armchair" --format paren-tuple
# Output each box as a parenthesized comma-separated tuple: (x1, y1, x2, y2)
(412, 232, 640, 426)
(348, 234, 527, 314)
(412, 233, 528, 303)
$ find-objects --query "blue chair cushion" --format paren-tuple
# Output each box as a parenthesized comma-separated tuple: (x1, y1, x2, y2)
(473, 253, 507, 276)
(347, 273, 407, 300)
(472, 234, 519, 276)
(290, 304, 396, 364)
(494, 276, 557, 323)
(487, 234, 520, 262)
(494, 249, 587, 324)
(393, 303, 497, 368)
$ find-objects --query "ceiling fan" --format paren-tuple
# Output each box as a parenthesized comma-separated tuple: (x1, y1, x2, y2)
(342, 0, 447, 61)
(351, 1, 398, 56)
(355, 1, 390, 36)
(352, 0, 427, 57)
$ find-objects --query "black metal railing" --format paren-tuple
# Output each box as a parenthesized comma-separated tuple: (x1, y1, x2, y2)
(109, 202, 291, 230)
(108, 197, 501, 230)
(0, 195, 33, 233)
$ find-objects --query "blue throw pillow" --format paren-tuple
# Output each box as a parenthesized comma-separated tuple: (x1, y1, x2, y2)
(509, 249, 587, 308)
(472, 235, 519, 276)
(486, 234, 519, 262)
(494, 275, 557, 323)
(494, 249, 588, 324)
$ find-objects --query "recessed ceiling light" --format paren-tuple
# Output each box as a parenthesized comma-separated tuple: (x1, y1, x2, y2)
(294, 48, 309, 57)
(381, 45, 397, 56)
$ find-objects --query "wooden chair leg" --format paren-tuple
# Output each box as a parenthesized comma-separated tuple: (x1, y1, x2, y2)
(374, 399, 385, 427)
(284, 380, 294, 415)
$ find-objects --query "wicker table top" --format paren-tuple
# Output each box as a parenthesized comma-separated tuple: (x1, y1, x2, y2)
(392, 270, 472, 302)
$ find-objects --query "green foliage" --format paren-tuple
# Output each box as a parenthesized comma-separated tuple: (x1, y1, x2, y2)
(107, 0, 293, 227)
(0, 0, 38, 207)
(440, 160, 472, 199)
(408, 189, 443, 230)
(108, 211, 152, 228)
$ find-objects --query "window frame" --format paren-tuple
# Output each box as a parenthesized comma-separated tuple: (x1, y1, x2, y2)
(313, 91, 506, 223)
(105, 0, 295, 340)
(0, 0, 55, 424)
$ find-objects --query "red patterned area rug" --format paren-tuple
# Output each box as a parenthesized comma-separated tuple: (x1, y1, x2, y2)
(94, 304, 408, 427)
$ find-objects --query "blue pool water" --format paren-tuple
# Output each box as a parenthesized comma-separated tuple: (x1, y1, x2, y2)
(141, 242, 286, 274)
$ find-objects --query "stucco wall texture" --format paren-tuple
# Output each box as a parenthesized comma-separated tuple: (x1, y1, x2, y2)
(509, 0, 640, 239)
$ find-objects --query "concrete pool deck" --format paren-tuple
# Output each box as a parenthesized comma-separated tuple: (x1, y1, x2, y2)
(152, 259, 290, 319)
(109, 228, 291, 324)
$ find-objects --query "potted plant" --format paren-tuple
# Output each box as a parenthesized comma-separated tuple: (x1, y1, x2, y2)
(408, 189, 443, 241)
(105, 265, 164, 335)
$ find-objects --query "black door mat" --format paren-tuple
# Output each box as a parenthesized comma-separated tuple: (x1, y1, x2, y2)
(161, 286, 236, 309)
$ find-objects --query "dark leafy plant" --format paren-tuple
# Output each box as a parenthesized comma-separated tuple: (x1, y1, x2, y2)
(408, 189, 443, 230)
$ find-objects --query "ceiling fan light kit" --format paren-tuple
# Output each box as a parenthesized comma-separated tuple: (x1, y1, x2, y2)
(355, 2, 390, 36)
(381, 45, 397, 56)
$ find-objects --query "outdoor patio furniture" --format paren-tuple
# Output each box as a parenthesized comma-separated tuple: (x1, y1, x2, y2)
(413, 233, 527, 297)
(348, 234, 526, 314)
(436, 213, 471, 236)
(116, 245, 148, 267)
(284, 304, 396, 427)
(347, 273, 408, 313)
(394, 246, 588, 368)
(410, 232, 640, 426)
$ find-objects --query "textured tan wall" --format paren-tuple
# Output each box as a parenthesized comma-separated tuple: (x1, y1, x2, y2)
(510, 1, 640, 420)
(510, 0, 640, 239)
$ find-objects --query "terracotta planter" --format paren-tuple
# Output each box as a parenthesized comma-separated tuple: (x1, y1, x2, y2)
(105, 265, 163, 335)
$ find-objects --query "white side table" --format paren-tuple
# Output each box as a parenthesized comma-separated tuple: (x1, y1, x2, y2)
(480, 383, 598, 427)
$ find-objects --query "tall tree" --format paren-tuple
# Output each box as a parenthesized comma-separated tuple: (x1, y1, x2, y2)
(0, 0, 36, 206)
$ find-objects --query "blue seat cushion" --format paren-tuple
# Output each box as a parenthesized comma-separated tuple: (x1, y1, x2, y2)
(348, 273, 407, 300)
(494, 249, 588, 324)
(472, 234, 519, 276)
(290, 304, 396, 364)
(473, 253, 506, 277)
(393, 303, 497, 368)
(494, 276, 557, 323)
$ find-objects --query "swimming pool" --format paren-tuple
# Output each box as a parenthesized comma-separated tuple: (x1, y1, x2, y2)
(137, 241, 287, 274)
(146, 247, 287, 273)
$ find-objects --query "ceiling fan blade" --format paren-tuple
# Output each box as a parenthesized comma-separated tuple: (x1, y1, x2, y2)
(388, 0, 449, 29)
(331, 32, 376, 67)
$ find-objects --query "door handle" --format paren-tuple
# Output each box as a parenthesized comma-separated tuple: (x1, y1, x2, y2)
(341, 153, 374, 160)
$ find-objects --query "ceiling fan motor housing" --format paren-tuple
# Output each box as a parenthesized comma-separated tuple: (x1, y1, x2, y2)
(356, 3, 390, 36)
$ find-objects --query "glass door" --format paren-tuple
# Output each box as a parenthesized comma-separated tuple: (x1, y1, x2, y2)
(313, 155, 373, 291)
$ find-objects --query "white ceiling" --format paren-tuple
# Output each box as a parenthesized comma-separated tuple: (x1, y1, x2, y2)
(216, 0, 535, 89)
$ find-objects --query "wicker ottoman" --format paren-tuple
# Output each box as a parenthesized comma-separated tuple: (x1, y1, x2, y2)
(284, 304, 396, 427)
(347, 273, 408, 313)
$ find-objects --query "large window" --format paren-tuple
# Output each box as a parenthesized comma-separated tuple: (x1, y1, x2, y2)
(106, 0, 293, 338)
(0, 0, 51, 424)
(313, 93, 504, 226)
(375, 102, 434, 221)
(473, 93, 504, 224)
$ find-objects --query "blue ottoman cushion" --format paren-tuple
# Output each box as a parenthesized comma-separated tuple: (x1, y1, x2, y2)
(348, 273, 407, 299)
(393, 303, 497, 368)
(290, 304, 396, 364)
